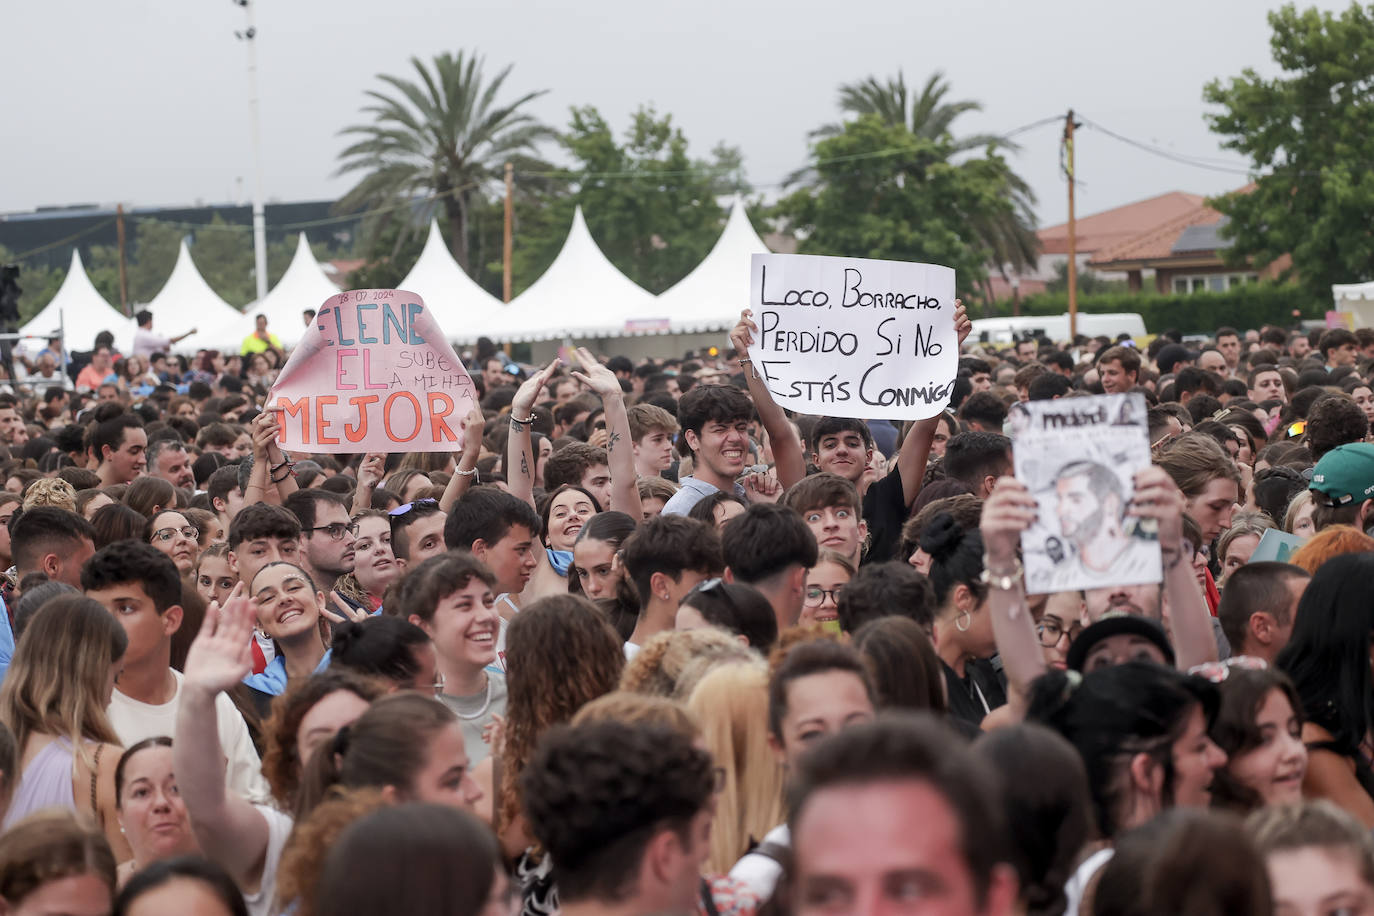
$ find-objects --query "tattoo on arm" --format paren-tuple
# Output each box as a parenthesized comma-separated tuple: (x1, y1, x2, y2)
(606, 432, 621, 451)
(520, 453, 529, 478)
(510, 418, 527, 432)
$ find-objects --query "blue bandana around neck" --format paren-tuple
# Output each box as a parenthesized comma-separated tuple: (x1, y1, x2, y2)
(547, 547, 574, 577)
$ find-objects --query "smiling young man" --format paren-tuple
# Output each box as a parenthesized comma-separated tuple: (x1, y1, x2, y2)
(1097, 345, 1141, 395)
(92, 413, 148, 486)
(84, 540, 267, 801)
(661, 385, 755, 517)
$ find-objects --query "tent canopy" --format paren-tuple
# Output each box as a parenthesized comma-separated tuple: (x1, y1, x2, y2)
(20, 249, 134, 352)
(144, 240, 244, 342)
(657, 199, 771, 335)
(204, 233, 338, 350)
(467, 206, 656, 344)
(399, 220, 502, 341)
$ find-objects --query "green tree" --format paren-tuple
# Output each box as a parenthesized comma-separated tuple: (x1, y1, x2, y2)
(1204, 3, 1374, 295)
(0, 248, 66, 324)
(506, 105, 745, 295)
(814, 71, 1005, 152)
(775, 114, 1027, 298)
(335, 51, 556, 274)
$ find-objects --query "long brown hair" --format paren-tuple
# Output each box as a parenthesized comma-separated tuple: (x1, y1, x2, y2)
(0, 595, 125, 765)
(498, 595, 624, 832)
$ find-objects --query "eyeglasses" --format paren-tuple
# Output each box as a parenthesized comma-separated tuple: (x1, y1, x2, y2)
(803, 586, 843, 608)
(310, 522, 359, 541)
(388, 498, 439, 518)
(1036, 618, 1083, 648)
(151, 526, 198, 543)
(1187, 655, 1269, 683)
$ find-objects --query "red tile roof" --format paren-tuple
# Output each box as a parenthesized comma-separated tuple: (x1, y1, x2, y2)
(1088, 203, 1223, 267)
(1038, 191, 1205, 255)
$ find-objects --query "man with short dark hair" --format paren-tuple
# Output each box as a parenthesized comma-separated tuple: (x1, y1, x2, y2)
(787, 714, 1018, 916)
(227, 503, 302, 589)
(836, 562, 936, 635)
(1097, 345, 1140, 394)
(147, 437, 194, 490)
(83, 540, 265, 799)
(521, 720, 716, 916)
(942, 432, 1012, 499)
(1216, 562, 1309, 665)
(132, 309, 195, 360)
(390, 499, 447, 567)
(959, 391, 1007, 433)
(621, 515, 723, 656)
(1215, 326, 1242, 376)
(782, 473, 866, 567)
(444, 488, 540, 641)
(92, 414, 147, 486)
(960, 357, 993, 392)
(661, 385, 755, 517)
(544, 442, 612, 511)
(1305, 395, 1370, 460)
(12, 506, 95, 588)
(241, 313, 282, 356)
(0, 397, 27, 449)
(206, 465, 245, 535)
(1319, 327, 1359, 370)
(1248, 365, 1288, 404)
(722, 503, 818, 631)
(284, 489, 356, 592)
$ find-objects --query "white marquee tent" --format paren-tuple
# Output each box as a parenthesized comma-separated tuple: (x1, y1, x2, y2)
(464, 206, 655, 344)
(399, 220, 503, 340)
(144, 240, 244, 343)
(658, 199, 771, 334)
(20, 249, 135, 352)
(205, 233, 338, 350)
(1334, 281, 1374, 328)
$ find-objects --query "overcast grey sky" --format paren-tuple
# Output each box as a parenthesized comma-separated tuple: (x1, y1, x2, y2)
(5, 0, 1341, 229)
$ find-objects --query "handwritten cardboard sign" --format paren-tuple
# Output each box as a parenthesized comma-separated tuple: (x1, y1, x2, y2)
(269, 289, 479, 453)
(1011, 392, 1161, 594)
(745, 254, 957, 420)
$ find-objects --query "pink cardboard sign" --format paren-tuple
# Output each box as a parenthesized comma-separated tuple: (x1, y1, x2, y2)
(269, 289, 479, 453)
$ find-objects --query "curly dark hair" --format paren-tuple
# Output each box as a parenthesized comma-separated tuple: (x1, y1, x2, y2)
(520, 720, 714, 904)
(498, 595, 624, 834)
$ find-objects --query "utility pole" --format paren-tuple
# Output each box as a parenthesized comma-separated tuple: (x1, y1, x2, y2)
(1064, 109, 1079, 341)
(115, 204, 130, 315)
(503, 162, 514, 303)
(235, 0, 268, 303)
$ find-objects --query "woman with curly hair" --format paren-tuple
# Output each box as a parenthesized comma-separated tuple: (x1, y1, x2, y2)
(468, 593, 622, 916)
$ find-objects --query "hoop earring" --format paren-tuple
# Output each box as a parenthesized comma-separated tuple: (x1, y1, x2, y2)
(955, 609, 972, 633)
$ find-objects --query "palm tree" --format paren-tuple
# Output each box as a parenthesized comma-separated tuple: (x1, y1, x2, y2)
(807, 71, 1040, 280)
(335, 51, 556, 274)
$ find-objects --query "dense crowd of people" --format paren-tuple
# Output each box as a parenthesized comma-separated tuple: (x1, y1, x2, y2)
(0, 303, 1368, 915)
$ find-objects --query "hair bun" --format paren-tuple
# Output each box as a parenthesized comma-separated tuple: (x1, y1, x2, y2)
(918, 512, 965, 560)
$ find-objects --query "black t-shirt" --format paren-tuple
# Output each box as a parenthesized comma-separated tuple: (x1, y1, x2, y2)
(942, 658, 1008, 727)
(862, 466, 908, 564)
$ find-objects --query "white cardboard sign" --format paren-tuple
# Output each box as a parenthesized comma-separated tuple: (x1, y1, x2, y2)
(745, 254, 958, 420)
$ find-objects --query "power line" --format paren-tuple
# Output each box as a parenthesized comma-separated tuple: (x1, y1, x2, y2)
(1079, 118, 1255, 176)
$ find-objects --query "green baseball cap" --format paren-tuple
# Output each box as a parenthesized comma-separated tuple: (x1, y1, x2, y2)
(1309, 442, 1374, 507)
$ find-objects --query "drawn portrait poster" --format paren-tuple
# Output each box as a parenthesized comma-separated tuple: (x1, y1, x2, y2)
(1011, 392, 1161, 594)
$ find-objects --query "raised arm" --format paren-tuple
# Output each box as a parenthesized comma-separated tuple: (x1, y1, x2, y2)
(507, 360, 558, 510)
(256, 409, 298, 501)
(350, 453, 386, 515)
(571, 347, 642, 518)
(980, 477, 1047, 720)
(1134, 466, 1219, 669)
(174, 588, 273, 890)
(894, 302, 972, 507)
(440, 409, 485, 513)
(730, 310, 806, 489)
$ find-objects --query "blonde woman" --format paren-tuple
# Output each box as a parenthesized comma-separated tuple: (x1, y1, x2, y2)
(686, 661, 785, 875)
(1284, 490, 1317, 539)
(0, 595, 131, 860)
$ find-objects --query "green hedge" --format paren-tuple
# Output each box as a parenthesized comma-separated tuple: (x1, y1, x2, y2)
(996, 284, 1323, 334)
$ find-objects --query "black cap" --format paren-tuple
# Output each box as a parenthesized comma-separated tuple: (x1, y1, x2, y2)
(1066, 613, 1175, 672)
(1155, 343, 1199, 375)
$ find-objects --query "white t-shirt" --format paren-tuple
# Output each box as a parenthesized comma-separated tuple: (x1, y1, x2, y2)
(242, 804, 294, 916)
(730, 823, 790, 901)
(107, 670, 270, 803)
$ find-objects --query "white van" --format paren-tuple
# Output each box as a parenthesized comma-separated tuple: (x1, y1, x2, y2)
(970, 313, 1146, 345)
